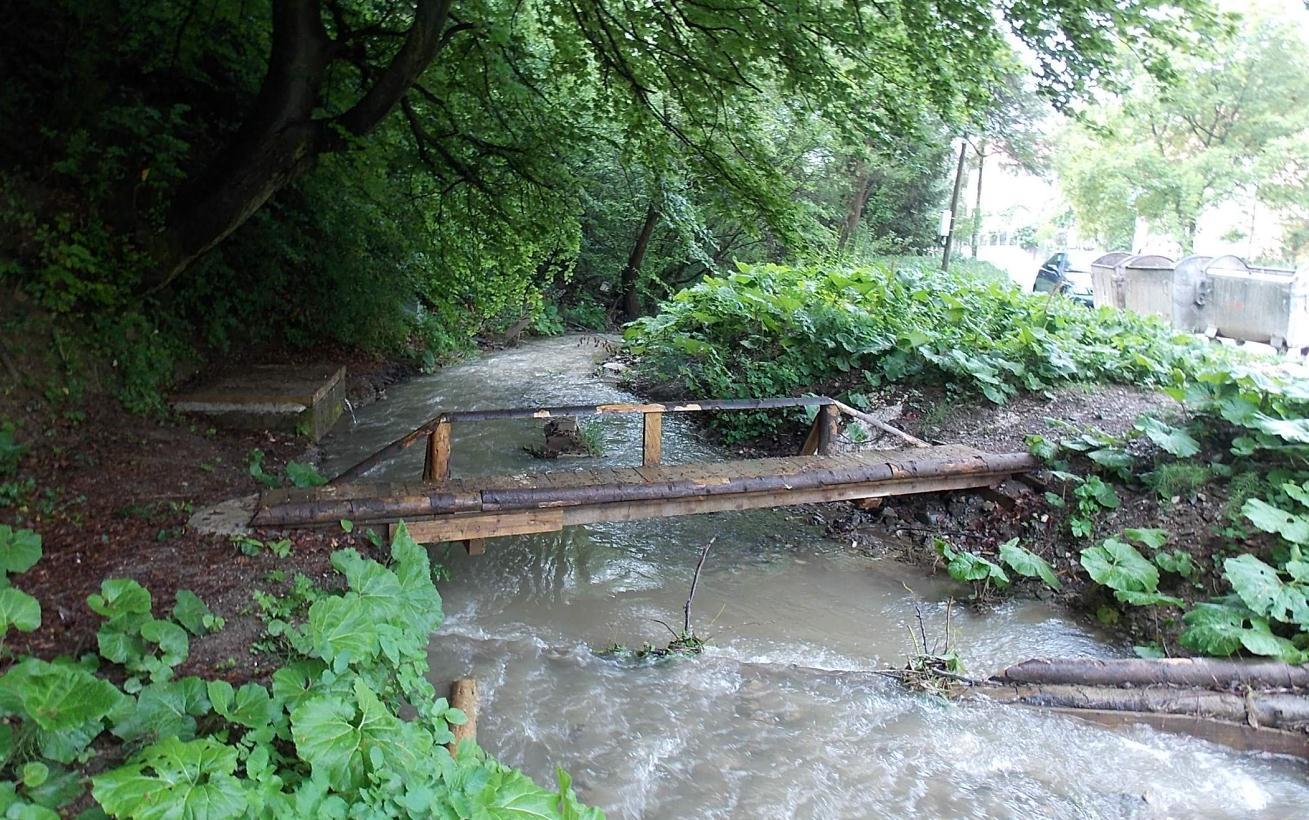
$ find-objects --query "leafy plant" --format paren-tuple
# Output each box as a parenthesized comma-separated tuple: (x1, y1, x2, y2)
(935, 539, 1009, 592)
(997, 539, 1061, 590)
(627, 261, 1208, 441)
(0, 524, 595, 816)
(1080, 537, 1182, 608)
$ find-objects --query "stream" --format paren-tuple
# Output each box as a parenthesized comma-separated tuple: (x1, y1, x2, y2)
(319, 335, 1309, 819)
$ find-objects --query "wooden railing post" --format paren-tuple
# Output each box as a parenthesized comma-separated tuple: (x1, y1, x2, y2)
(643, 411, 663, 466)
(423, 419, 452, 482)
(817, 404, 840, 456)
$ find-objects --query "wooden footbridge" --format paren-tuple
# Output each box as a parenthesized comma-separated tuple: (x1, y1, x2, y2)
(251, 397, 1038, 551)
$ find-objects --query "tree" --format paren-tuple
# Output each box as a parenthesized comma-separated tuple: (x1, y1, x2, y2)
(1056, 15, 1309, 255)
(6, 0, 1221, 286)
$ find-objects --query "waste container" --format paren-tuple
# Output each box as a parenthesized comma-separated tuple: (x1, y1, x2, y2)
(1090, 251, 1132, 309)
(1204, 256, 1308, 351)
(1165, 255, 1213, 333)
(1119, 254, 1177, 321)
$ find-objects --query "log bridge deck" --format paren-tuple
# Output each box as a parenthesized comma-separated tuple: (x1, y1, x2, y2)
(252, 397, 1038, 552)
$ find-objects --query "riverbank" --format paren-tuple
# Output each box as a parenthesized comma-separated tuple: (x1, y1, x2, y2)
(0, 351, 412, 678)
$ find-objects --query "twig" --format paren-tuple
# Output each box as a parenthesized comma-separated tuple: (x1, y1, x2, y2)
(650, 618, 681, 640)
(683, 536, 716, 635)
(912, 602, 929, 655)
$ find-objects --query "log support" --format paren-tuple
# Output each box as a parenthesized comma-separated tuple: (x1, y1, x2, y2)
(447, 677, 477, 755)
(817, 404, 840, 456)
(424, 420, 451, 483)
(642, 411, 663, 466)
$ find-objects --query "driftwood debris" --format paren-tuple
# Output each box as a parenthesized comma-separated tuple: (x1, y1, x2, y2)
(448, 677, 477, 754)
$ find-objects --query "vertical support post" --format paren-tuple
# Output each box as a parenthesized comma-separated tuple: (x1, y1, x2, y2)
(463, 538, 485, 556)
(817, 404, 840, 456)
(643, 411, 663, 466)
(447, 677, 477, 755)
(423, 419, 452, 482)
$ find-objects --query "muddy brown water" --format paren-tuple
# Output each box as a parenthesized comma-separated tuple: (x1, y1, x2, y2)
(319, 336, 1309, 819)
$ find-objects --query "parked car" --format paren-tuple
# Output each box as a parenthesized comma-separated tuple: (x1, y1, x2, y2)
(1033, 251, 1095, 306)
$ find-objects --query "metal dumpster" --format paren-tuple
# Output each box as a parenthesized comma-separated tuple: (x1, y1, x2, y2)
(1165, 255, 1213, 332)
(1119, 254, 1177, 321)
(1204, 256, 1308, 351)
(1090, 251, 1132, 309)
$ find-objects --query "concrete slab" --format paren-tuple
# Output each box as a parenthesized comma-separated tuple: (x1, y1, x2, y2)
(172, 365, 346, 441)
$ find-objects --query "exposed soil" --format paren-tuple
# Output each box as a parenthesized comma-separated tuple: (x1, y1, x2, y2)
(0, 356, 404, 682)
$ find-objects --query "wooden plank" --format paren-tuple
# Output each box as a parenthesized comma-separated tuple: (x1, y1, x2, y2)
(423, 420, 452, 483)
(643, 412, 663, 467)
(404, 509, 564, 543)
(558, 471, 1006, 527)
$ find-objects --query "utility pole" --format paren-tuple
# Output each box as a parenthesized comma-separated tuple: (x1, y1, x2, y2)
(940, 139, 969, 271)
(971, 140, 986, 258)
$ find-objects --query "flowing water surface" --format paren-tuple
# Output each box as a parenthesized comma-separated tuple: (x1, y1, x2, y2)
(320, 336, 1309, 819)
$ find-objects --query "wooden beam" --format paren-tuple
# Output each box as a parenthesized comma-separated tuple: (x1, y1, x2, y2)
(642, 412, 663, 466)
(404, 508, 564, 544)
(423, 420, 451, 482)
(396, 470, 1012, 544)
(463, 538, 486, 556)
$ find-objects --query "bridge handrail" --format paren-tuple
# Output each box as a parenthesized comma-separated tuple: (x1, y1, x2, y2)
(331, 395, 923, 484)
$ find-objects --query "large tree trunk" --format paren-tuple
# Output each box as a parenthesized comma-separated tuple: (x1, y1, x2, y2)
(837, 155, 874, 252)
(147, 0, 455, 291)
(620, 203, 660, 321)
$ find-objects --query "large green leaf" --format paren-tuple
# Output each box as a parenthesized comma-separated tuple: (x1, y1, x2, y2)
(207, 681, 279, 730)
(290, 680, 427, 791)
(330, 549, 404, 620)
(1238, 618, 1306, 663)
(0, 526, 41, 577)
(1121, 528, 1169, 550)
(1251, 413, 1309, 444)
(1080, 538, 1158, 594)
(0, 587, 40, 635)
(1223, 554, 1309, 624)
(111, 678, 211, 743)
(1242, 498, 1309, 544)
(172, 590, 217, 637)
(1136, 417, 1200, 457)
(140, 619, 190, 668)
(0, 658, 124, 732)
(92, 737, 247, 820)
(87, 579, 152, 619)
(1113, 589, 1183, 607)
(998, 539, 1061, 590)
(935, 540, 1008, 587)
(1179, 602, 1249, 656)
(306, 594, 380, 667)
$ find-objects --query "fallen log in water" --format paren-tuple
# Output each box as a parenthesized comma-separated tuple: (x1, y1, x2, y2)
(969, 657, 1309, 759)
(975, 683, 1309, 731)
(995, 657, 1309, 690)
